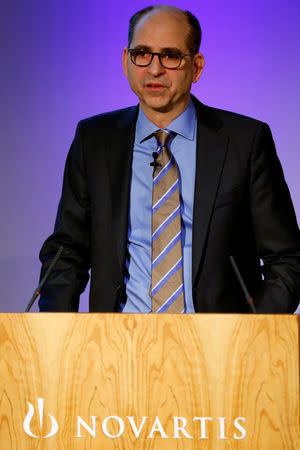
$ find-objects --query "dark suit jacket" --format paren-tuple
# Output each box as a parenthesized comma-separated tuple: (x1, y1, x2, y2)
(39, 96, 300, 313)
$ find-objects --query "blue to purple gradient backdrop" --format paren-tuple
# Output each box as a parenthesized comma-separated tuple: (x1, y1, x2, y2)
(1, 0, 299, 312)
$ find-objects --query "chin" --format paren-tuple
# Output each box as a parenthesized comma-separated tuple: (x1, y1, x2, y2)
(143, 98, 173, 113)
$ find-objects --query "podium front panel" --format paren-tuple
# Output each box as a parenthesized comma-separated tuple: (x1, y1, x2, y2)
(0, 313, 299, 449)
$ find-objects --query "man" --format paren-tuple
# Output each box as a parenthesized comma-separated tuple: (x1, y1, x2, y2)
(39, 5, 300, 313)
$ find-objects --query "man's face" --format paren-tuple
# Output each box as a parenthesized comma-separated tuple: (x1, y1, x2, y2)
(122, 10, 204, 120)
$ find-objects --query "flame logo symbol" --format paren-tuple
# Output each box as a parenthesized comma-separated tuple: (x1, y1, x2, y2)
(23, 398, 58, 438)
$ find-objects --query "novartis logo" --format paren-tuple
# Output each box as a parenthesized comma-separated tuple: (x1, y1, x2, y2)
(23, 398, 58, 438)
(23, 399, 246, 440)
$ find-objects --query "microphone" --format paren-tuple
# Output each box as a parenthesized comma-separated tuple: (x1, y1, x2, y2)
(150, 152, 160, 169)
(25, 246, 63, 312)
(229, 255, 257, 313)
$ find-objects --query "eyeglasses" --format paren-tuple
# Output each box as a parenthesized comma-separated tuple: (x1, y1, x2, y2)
(128, 48, 195, 69)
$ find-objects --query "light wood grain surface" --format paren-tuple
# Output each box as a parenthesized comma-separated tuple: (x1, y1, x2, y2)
(0, 313, 299, 449)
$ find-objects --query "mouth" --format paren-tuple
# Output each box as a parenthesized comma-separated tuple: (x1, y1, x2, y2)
(145, 83, 166, 90)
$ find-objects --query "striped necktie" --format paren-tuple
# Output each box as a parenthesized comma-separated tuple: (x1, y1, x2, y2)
(150, 129, 185, 313)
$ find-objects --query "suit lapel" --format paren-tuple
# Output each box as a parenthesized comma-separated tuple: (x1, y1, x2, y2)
(105, 106, 139, 275)
(192, 98, 229, 286)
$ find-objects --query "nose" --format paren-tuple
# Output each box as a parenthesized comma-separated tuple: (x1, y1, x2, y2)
(147, 54, 165, 76)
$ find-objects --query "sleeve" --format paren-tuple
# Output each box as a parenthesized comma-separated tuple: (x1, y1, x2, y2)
(38, 121, 91, 311)
(249, 122, 300, 313)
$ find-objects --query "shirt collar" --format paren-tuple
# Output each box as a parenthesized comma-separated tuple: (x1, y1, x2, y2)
(136, 98, 196, 144)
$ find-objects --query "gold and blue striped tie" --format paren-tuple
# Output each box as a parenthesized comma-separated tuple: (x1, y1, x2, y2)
(150, 129, 185, 313)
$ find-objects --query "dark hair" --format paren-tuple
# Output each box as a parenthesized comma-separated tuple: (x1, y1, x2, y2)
(128, 6, 202, 54)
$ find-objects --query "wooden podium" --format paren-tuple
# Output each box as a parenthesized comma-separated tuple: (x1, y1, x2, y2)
(0, 313, 299, 449)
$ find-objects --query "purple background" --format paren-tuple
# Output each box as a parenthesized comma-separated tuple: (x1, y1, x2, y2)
(1, 0, 299, 313)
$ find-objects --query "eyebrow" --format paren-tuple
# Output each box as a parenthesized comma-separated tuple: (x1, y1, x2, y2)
(131, 45, 183, 53)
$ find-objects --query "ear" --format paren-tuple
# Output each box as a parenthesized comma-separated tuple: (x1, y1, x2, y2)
(122, 47, 129, 78)
(192, 53, 205, 83)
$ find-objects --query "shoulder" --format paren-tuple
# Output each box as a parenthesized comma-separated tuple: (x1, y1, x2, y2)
(191, 95, 270, 137)
(76, 105, 139, 136)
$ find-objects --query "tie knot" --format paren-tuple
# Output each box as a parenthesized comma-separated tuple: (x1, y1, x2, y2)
(154, 129, 173, 148)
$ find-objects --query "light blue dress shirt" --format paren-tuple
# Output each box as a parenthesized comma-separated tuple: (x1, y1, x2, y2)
(122, 99, 197, 313)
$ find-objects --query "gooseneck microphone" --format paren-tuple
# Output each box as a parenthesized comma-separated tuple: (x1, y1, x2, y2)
(25, 246, 63, 312)
(229, 255, 257, 313)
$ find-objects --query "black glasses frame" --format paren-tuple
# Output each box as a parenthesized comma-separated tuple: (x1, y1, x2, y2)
(128, 48, 196, 69)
